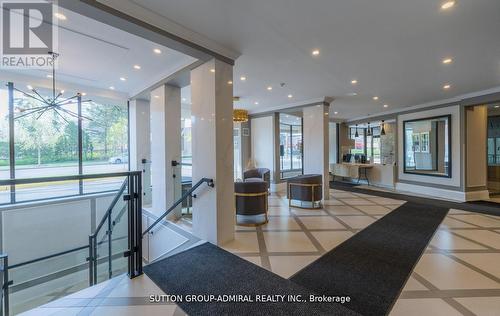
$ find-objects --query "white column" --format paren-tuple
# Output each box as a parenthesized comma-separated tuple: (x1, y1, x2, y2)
(303, 104, 330, 199)
(150, 85, 182, 219)
(129, 99, 152, 205)
(191, 59, 234, 245)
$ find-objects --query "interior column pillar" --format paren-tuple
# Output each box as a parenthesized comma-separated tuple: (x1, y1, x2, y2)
(129, 99, 152, 205)
(191, 59, 234, 245)
(150, 85, 182, 219)
(303, 103, 330, 200)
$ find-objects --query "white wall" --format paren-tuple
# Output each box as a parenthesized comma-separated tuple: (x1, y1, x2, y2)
(251, 116, 275, 180)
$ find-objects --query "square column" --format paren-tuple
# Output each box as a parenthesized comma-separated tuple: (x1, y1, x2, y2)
(303, 104, 330, 199)
(150, 85, 182, 219)
(129, 99, 152, 205)
(191, 59, 234, 245)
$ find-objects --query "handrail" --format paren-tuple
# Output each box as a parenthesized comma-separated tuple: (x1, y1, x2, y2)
(142, 178, 214, 236)
(8, 245, 89, 270)
(91, 179, 128, 238)
(0, 171, 142, 186)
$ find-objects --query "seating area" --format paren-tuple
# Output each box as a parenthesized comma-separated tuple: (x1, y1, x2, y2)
(287, 174, 323, 209)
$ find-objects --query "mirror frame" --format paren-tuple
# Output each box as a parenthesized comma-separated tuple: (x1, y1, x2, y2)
(402, 114, 452, 178)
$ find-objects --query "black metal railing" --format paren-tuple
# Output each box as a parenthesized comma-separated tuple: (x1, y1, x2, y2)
(142, 178, 214, 237)
(0, 171, 142, 315)
(88, 172, 142, 286)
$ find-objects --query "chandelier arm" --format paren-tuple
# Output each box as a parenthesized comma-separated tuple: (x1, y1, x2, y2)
(53, 109, 69, 124)
(36, 106, 52, 120)
(53, 92, 63, 103)
(54, 94, 79, 105)
(58, 107, 93, 121)
(12, 88, 47, 104)
(31, 89, 51, 105)
(14, 107, 49, 120)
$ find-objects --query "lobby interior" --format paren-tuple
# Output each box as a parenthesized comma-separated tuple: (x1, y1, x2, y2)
(1, 0, 500, 315)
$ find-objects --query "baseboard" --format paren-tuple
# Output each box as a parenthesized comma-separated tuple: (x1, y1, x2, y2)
(395, 182, 466, 202)
(465, 190, 490, 201)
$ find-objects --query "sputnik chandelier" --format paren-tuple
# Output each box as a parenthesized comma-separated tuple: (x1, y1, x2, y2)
(13, 51, 92, 123)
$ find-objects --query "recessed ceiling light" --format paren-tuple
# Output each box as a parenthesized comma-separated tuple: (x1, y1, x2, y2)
(312, 49, 320, 56)
(441, 1, 455, 10)
(227, 80, 233, 85)
(46, 74, 53, 78)
(109, 86, 115, 90)
(254, 101, 259, 105)
(373, 96, 379, 100)
(442, 58, 453, 64)
(334, 111, 338, 115)
(267, 86, 273, 91)
(54, 12, 67, 20)
(443, 84, 451, 89)
(288, 94, 293, 98)
(351, 79, 358, 85)
(210, 68, 215, 73)
(133, 65, 141, 70)
(120, 77, 126, 81)
(383, 104, 389, 108)
(153, 48, 162, 54)
(240, 76, 247, 81)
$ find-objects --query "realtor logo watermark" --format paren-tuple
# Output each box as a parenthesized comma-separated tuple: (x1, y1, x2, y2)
(1, 0, 59, 69)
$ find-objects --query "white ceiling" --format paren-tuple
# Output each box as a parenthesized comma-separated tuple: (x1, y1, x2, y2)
(0, 6, 196, 99)
(127, 0, 500, 119)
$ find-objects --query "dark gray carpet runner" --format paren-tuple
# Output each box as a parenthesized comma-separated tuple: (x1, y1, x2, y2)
(144, 201, 448, 315)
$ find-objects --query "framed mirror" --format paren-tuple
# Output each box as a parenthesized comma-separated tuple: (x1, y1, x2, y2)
(403, 115, 451, 178)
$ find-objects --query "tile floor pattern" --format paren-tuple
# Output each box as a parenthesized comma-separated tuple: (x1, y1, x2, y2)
(22, 189, 500, 316)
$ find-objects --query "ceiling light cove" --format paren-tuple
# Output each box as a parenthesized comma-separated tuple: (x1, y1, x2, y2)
(54, 12, 67, 20)
(443, 84, 451, 89)
(351, 79, 358, 85)
(153, 48, 162, 54)
(442, 58, 453, 64)
(441, 1, 456, 10)
(312, 49, 320, 56)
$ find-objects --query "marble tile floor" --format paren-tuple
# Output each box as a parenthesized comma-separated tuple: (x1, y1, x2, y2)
(22, 189, 500, 316)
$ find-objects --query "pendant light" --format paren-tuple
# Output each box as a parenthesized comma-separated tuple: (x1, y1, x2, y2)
(381, 120, 386, 136)
(367, 122, 372, 136)
(355, 124, 359, 138)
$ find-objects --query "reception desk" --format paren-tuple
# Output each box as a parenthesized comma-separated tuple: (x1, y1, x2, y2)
(330, 163, 396, 188)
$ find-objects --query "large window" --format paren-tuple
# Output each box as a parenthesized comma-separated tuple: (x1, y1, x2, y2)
(0, 82, 129, 204)
(279, 114, 303, 179)
(349, 126, 381, 163)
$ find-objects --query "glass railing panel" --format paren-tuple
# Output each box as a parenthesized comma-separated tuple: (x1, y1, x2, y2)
(14, 179, 80, 203)
(83, 176, 125, 195)
(95, 183, 128, 284)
